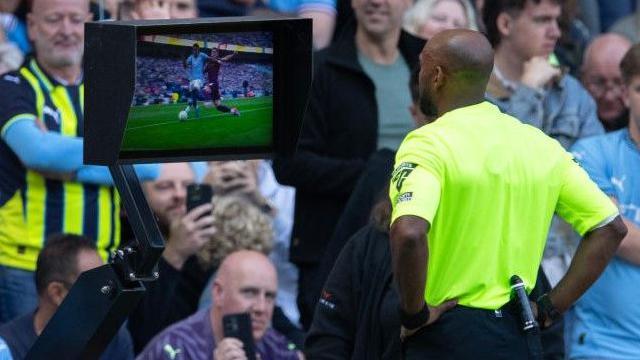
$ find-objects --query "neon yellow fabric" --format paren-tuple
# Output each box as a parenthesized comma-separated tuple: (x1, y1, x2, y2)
(390, 102, 617, 309)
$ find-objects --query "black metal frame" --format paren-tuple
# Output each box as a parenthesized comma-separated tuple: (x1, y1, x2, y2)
(26, 165, 164, 359)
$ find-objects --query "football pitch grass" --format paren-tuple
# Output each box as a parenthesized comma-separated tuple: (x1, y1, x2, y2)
(121, 96, 272, 151)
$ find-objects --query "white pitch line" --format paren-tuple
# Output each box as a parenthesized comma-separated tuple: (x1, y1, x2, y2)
(126, 106, 272, 131)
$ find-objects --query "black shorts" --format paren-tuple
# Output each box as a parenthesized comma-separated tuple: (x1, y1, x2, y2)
(403, 305, 540, 359)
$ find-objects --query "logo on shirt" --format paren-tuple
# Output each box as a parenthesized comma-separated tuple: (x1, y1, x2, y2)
(391, 162, 417, 191)
(42, 105, 61, 125)
(163, 344, 182, 359)
(397, 192, 413, 203)
(611, 175, 626, 193)
(319, 289, 336, 310)
(2, 74, 20, 84)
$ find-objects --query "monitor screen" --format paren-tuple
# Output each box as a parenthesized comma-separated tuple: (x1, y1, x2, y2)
(121, 31, 274, 154)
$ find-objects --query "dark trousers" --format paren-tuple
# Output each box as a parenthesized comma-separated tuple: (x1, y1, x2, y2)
(403, 306, 542, 360)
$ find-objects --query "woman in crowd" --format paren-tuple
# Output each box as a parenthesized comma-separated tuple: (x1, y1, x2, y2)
(403, 0, 478, 40)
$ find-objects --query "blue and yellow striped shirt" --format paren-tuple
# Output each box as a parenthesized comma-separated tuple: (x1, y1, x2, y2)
(0, 59, 120, 271)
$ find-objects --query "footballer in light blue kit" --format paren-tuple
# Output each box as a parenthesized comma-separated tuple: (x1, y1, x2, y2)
(183, 43, 210, 118)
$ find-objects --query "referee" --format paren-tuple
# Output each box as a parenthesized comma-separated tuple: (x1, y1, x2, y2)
(389, 30, 627, 358)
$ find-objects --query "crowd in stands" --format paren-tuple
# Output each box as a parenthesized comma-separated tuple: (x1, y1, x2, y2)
(184, 32, 273, 48)
(0, 0, 639, 359)
(133, 56, 272, 105)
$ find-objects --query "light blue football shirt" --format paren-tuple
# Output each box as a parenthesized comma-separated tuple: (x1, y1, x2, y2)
(567, 128, 640, 359)
(186, 52, 208, 81)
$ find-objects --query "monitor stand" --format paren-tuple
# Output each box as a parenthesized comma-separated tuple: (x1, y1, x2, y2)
(26, 164, 165, 359)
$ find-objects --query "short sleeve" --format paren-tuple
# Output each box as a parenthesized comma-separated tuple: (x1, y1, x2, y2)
(389, 132, 443, 225)
(0, 72, 37, 138)
(555, 152, 618, 236)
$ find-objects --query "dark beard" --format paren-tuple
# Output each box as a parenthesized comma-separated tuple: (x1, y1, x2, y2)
(602, 109, 629, 132)
(419, 92, 438, 118)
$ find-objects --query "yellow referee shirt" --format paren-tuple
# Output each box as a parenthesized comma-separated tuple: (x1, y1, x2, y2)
(390, 102, 617, 309)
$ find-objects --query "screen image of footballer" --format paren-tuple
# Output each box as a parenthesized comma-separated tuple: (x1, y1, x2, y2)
(121, 31, 273, 152)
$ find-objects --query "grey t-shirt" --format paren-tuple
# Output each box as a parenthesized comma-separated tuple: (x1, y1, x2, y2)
(358, 52, 414, 151)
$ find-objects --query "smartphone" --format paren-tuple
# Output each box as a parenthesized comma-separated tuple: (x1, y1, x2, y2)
(186, 183, 213, 213)
(222, 313, 256, 360)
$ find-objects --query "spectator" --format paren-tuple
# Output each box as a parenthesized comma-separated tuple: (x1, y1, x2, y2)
(0, 234, 133, 359)
(202, 161, 303, 338)
(129, 162, 214, 352)
(581, 33, 632, 131)
(566, 43, 640, 360)
(137, 250, 302, 360)
(403, 0, 478, 40)
(611, 10, 640, 44)
(143, 163, 213, 271)
(554, 0, 591, 76)
(273, 0, 423, 328)
(0, 0, 30, 54)
(122, 0, 197, 20)
(198, 0, 335, 49)
(195, 195, 273, 270)
(0, 27, 23, 75)
(484, 0, 602, 148)
(0, 0, 157, 323)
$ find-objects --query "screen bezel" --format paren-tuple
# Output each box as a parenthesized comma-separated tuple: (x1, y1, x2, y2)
(84, 17, 311, 165)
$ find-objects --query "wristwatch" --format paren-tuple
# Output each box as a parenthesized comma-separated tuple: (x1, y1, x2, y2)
(399, 303, 430, 330)
(536, 293, 561, 328)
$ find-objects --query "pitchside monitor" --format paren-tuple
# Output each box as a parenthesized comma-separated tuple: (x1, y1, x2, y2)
(84, 17, 312, 164)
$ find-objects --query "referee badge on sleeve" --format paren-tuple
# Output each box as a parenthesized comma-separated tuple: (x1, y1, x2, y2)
(391, 162, 417, 191)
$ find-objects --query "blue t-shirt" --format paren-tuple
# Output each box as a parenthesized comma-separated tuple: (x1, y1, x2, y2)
(567, 128, 640, 359)
(0, 338, 12, 360)
(268, 0, 335, 14)
(186, 53, 209, 81)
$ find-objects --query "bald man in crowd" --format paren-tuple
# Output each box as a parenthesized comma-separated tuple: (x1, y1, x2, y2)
(581, 33, 632, 131)
(389, 29, 627, 358)
(137, 250, 302, 360)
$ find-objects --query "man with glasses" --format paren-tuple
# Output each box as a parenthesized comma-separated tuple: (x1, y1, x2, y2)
(581, 33, 632, 132)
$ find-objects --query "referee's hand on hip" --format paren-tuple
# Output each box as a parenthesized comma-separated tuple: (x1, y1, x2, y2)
(400, 299, 458, 341)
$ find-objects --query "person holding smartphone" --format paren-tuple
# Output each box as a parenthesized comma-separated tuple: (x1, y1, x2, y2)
(137, 250, 302, 360)
(128, 162, 215, 353)
(144, 163, 216, 271)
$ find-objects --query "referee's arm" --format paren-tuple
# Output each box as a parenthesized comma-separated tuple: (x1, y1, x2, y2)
(390, 216, 457, 331)
(548, 216, 626, 315)
(391, 215, 430, 316)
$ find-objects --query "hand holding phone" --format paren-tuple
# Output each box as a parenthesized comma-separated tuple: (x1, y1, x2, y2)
(222, 313, 256, 360)
(186, 183, 213, 213)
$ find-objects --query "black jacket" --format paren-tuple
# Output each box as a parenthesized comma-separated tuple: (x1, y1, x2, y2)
(273, 29, 424, 264)
(305, 224, 400, 359)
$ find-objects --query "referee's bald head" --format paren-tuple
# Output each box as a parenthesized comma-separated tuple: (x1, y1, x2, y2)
(418, 30, 493, 116)
(423, 29, 494, 88)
